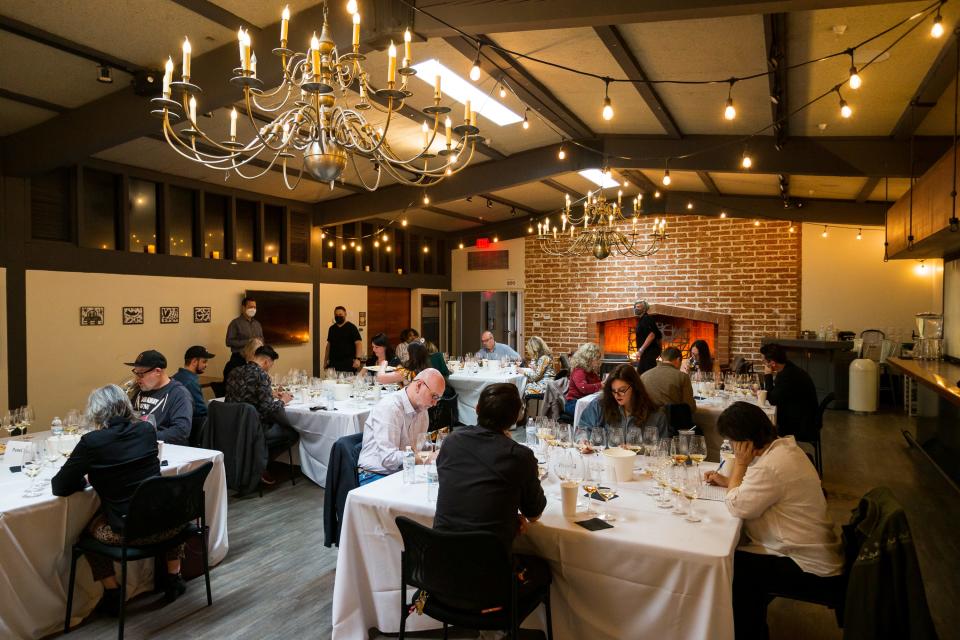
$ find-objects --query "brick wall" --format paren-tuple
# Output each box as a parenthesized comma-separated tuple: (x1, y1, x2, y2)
(524, 216, 801, 363)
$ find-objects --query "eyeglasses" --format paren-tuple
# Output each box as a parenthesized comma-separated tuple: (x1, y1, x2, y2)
(611, 386, 631, 396)
(418, 379, 442, 401)
(132, 368, 157, 378)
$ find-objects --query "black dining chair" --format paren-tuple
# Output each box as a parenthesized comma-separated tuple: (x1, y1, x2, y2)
(797, 392, 834, 477)
(395, 516, 553, 640)
(64, 461, 214, 640)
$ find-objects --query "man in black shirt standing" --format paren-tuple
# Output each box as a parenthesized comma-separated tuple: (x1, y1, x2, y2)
(324, 305, 363, 372)
(633, 300, 662, 374)
(126, 350, 193, 445)
(760, 343, 819, 440)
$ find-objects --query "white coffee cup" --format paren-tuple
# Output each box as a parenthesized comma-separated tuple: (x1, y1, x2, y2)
(560, 480, 579, 517)
(157, 440, 165, 462)
(758, 390, 768, 406)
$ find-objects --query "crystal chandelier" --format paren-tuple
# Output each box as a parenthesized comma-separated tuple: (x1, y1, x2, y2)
(150, 1, 480, 191)
(536, 180, 667, 260)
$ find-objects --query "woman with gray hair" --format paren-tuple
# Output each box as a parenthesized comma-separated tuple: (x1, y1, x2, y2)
(633, 299, 662, 374)
(564, 342, 604, 417)
(52, 385, 189, 615)
(522, 336, 556, 395)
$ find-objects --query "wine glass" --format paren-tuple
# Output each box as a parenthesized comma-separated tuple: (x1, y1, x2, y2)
(2, 414, 16, 439)
(573, 426, 591, 454)
(21, 406, 35, 434)
(689, 435, 707, 469)
(65, 410, 81, 435)
(414, 433, 435, 466)
(669, 463, 687, 516)
(589, 427, 606, 453)
(597, 473, 618, 523)
(684, 466, 703, 523)
(642, 425, 659, 462)
(23, 446, 42, 497)
(607, 426, 625, 449)
(43, 438, 61, 468)
(671, 435, 690, 466)
(625, 426, 644, 465)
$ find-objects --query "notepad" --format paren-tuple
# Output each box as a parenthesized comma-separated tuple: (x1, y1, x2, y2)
(699, 484, 728, 502)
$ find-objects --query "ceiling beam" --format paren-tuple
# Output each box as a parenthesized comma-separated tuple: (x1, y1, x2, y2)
(697, 171, 721, 195)
(854, 177, 880, 203)
(414, 0, 920, 37)
(763, 13, 788, 150)
(423, 206, 487, 224)
(0, 4, 341, 176)
(166, 0, 253, 32)
(593, 25, 682, 139)
(890, 31, 959, 139)
(621, 169, 660, 193)
(541, 178, 584, 200)
(444, 34, 593, 140)
(478, 192, 546, 215)
(0, 88, 67, 114)
(0, 15, 141, 74)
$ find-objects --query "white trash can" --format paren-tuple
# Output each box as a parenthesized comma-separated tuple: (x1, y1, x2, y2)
(848, 358, 878, 413)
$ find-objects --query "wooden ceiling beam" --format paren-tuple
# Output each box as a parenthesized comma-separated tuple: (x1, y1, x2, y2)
(165, 0, 253, 32)
(890, 31, 959, 140)
(763, 13, 788, 150)
(697, 171, 722, 195)
(0, 15, 141, 74)
(593, 25, 682, 139)
(0, 88, 67, 114)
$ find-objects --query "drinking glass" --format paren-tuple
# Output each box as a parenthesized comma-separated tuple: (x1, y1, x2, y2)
(597, 474, 618, 522)
(653, 442, 672, 506)
(414, 433, 435, 466)
(671, 435, 690, 466)
(589, 427, 606, 453)
(684, 466, 703, 522)
(607, 426, 625, 449)
(669, 463, 687, 515)
(2, 414, 15, 438)
(642, 425, 658, 459)
(689, 435, 707, 468)
(65, 410, 81, 435)
(625, 426, 644, 463)
(23, 447, 42, 497)
(43, 439, 61, 468)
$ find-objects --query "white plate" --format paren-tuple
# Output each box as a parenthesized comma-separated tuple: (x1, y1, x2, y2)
(363, 366, 396, 373)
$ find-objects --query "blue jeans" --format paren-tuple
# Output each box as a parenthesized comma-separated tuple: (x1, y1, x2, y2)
(563, 399, 578, 418)
(358, 469, 388, 486)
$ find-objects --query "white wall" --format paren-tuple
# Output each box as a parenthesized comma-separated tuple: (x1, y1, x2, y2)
(25, 271, 313, 425)
(451, 237, 525, 291)
(317, 283, 367, 360)
(801, 224, 943, 338)
(0, 267, 7, 414)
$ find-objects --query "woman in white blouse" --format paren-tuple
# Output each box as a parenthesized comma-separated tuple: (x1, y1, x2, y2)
(705, 401, 843, 640)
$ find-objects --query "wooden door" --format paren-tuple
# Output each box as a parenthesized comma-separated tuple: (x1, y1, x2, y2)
(367, 287, 411, 354)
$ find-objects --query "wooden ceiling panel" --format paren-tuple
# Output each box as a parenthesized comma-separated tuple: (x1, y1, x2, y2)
(789, 174, 867, 199)
(0, 97, 56, 136)
(709, 171, 781, 196)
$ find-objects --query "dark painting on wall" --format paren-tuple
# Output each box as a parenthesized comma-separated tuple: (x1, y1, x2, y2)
(122, 307, 144, 325)
(80, 306, 104, 326)
(194, 307, 211, 323)
(160, 306, 180, 324)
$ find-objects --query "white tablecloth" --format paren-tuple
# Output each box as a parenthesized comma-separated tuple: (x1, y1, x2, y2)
(285, 399, 374, 486)
(0, 435, 229, 640)
(331, 463, 741, 639)
(574, 393, 777, 461)
(447, 371, 527, 425)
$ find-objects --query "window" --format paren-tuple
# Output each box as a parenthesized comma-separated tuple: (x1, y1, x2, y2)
(394, 229, 406, 274)
(168, 186, 196, 257)
(422, 237, 434, 273)
(235, 199, 257, 262)
(361, 223, 375, 271)
(128, 178, 158, 253)
(264, 205, 283, 263)
(81, 169, 119, 250)
(342, 223, 357, 270)
(436, 238, 447, 275)
(379, 227, 392, 272)
(289, 211, 311, 264)
(322, 227, 337, 269)
(30, 168, 71, 241)
(409, 233, 420, 273)
(203, 193, 227, 258)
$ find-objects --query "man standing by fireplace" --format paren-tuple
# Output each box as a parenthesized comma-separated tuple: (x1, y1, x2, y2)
(633, 300, 662, 374)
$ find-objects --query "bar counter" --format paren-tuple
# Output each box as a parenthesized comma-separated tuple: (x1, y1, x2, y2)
(886, 357, 960, 408)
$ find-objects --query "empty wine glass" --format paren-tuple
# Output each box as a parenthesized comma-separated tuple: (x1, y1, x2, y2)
(684, 466, 703, 523)
(3, 414, 15, 438)
(589, 426, 606, 453)
(607, 426, 625, 449)
(21, 406, 35, 434)
(414, 432, 435, 466)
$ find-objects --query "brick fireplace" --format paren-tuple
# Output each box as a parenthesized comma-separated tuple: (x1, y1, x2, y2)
(586, 304, 731, 365)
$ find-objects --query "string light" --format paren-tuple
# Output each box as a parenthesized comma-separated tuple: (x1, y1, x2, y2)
(821, 225, 828, 238)
(662, 167, 671, 186)
(401, 218, 408, 226)
(458, 241, 464, 249)
(346, 0, 357, 15)
(558, 142, 566, 160)
(847, 51, 862, 90)
(498, 83, 507, 98)
(788, 222, 795, 233)
(522, 108, 530, 130)
(837, 88, 852, 118)
(601, 79, 614, 121)
(754, 219, 760, 227)
(654, 190, 661, 198)
(856, 228, 863, 240)
(724, 80, 736, 120)
(932, 10, 944, 38)
(741, 150, 753, 169)
(423, 192, 430, 205)
(469, 44, 481, 82)
(687, 202, 694, 210)
(720, 211, 727, 218)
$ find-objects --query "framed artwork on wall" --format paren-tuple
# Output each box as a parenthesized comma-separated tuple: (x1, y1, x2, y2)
(80, 306, 104, 326)
(194, 307, 212, 323)
(122, 307, 144, 325)
(359, 311, 366, 327)
(160, 306, 180, 324)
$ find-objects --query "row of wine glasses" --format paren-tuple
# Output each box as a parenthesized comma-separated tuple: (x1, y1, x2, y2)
(2, 406, 35, 438)
(553, 447, 619, 521)
(649, 436, 705, 522)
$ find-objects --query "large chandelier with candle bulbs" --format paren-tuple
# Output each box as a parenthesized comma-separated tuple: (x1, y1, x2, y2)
(537, 176, 667, 260)
(151, 1, 479, 191)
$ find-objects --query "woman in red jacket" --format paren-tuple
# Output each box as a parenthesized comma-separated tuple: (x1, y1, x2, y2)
(564, 342, 603, 417)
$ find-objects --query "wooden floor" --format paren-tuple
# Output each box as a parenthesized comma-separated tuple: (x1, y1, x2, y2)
(54, 409, 960, 640)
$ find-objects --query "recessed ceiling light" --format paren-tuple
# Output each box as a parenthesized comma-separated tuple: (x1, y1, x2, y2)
(578, 169, 619, 189)
(411, 59, 522, 126)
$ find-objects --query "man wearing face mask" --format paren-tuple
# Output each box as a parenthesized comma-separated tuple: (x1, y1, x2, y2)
(632, 299, 662, 374)
(224, 297, 264, 381)
(324, 305, 363, 373)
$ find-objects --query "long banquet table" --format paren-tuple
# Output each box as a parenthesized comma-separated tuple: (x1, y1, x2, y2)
(447, 369, 527, 425)
(331, 460, 741, 639)
(0, 434, 229, 640)
(573, 392, 777, 461)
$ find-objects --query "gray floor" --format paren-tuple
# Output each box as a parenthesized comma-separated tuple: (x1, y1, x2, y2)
(54, 409, 960, 640)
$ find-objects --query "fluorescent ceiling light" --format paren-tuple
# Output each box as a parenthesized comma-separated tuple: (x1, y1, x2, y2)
(579, 169, 620, 189)
(411, 59, 522, 126)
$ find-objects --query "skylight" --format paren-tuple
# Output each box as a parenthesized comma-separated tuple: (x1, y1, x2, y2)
(411, 59, 523, 127)
(579, 169, 620, 189)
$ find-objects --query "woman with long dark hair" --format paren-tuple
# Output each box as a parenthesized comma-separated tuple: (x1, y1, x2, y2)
(366, 332, 400, 369)
(682, 339, 718, 375)
(578, 363, 668, 437)
(376, 341, 429, 386)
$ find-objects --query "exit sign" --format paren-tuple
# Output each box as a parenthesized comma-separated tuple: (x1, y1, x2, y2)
(475, 237, 490, 249)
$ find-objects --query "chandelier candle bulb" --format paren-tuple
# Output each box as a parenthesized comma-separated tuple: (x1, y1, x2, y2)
(182, 37, 191, 80)
(189, 95, 197, 124)
(403, 29, 412, 65)
(242, 30, 252, 72)
(162, 56, 173, 98)
(422, 120, 429, 147)
(470, 110, 477, 127)
(444, 117, 452, 146)
(230, 107, 237, 139)
(464, 99, 470, 122)
(387, 41, 397, 84)
(352, 13, 360, 48)
(312, 34, 322, 79)
(281, 6, 290, 44)
(250, 52, 257, 77)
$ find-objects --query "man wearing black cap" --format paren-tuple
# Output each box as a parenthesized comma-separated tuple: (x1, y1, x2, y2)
(126, 350, 194, 446)
(172, 346, 215, 444)
(225, 345, 299, 484)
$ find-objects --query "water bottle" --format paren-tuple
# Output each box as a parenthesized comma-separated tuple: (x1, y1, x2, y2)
(525, 417, 537, 446)
(402, 446, 416, 484)
(426, 464, 439, 502)
(51, 417, 63, 438)
(720, 439, 735, 468)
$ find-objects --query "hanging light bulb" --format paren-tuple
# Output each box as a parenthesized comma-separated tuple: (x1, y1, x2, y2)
(741, 150, 753, 169)
(423, 192, 430, 205)
(401, 218, 408, 226)
(821, 226, 828, 238)
(458, 241, 464, 249)
(522, 108, 530, 130)
(754, 219, 760, 227)
(654, 190, 661, 198)
(499, 84, 507, 98)
(723, 80, 737, 120)
(856, 228, 863, 240)
(602, 96, 614, 121)
(848, 51, 862, 90)
(788, 223, 796, 233)
(932, 11, 944, 38)
(720, 211, 727, 219)
(662, 168, 671, 186)
(469, 46, 481, 82)
(346, 0, 358, 15)
(558, 142, 566, 160)
(686, 202, 694, 210)
(837, 89, 852, 118)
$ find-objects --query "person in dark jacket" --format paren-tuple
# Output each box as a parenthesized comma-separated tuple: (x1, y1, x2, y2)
(434, 383, 549, 597)
(633, 300, 662, 374)
(759, 344, 819, 440)
(52, 385, 188, 615)
(126, 350, 193, 445)
(171, 345, 215, 442)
